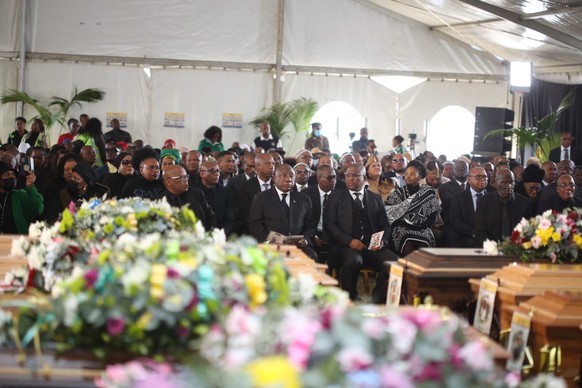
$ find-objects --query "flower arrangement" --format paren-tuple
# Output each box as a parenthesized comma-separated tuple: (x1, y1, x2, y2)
(96, 306, 502, 387)
(8, 197, 201, 291)
(10, 232, 293, 358)
(484, 208, 582, 263)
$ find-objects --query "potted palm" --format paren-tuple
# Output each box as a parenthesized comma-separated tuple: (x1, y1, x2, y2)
(484, 93, 571, 162)
(1, 87, 105, 144)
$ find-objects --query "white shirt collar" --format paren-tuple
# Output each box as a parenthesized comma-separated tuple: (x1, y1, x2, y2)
(260, 134, 274, 141)
(318, 186, 330, 197)
(274, 187, 290, 201)
(349, 188, 365, 197)
(258, 177, 271, 186)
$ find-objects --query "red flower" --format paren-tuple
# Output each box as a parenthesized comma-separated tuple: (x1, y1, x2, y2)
(84, 269, 99, 288)
(511, 230, 522, 244)
(106, 317, 126, 336)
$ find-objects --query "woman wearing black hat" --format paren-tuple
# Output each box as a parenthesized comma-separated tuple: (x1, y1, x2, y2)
(514, 164, 544, 216)
(0, 161, 44, 234)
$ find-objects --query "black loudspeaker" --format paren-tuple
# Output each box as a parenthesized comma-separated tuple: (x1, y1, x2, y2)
(473, 107, 514, 154)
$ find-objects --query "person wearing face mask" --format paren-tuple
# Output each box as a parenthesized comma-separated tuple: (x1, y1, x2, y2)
(0, 161, 44, 234)
(304, 123, 330, 154)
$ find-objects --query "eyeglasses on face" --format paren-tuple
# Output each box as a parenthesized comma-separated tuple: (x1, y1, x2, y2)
(120, 160, 133, 166)
(392, 158, 405, 163)
(558, 183, 575, 188)
(143, 164, 160, 171)
(106, 148, 119, 153)
(295, 170, 310, 175)
(470, 175, 488, 180)
(168, 175, 188, 182)
(201, 169, 221, 174)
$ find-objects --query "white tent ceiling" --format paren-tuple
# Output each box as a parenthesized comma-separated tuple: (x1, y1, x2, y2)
(0, 0, 580, 154)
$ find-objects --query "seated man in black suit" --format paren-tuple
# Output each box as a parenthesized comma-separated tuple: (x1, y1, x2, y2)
(475, 169, 532, 244)
(160, 165, 216, 231)
(194, 160, 235, 235)
(249, 164, 317, 260)
(537, 174, 581, 213)
(324, 164, 398, 303)
(302, 164, 336, 262)
(449, 166, 488, 248)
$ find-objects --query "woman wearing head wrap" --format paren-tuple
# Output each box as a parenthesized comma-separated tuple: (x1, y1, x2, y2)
(0, 161, 43, 233)
(514, 164, 544, 215)
(160, 148, 182, 171)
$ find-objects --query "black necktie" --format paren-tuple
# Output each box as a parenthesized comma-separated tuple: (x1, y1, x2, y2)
(564, 148, 569, 160)
(460, 182, 466, 191)
(501, 200, 511, 237)
(354, 192, 363, 210)
(262, 183, 270, 191)
(474, 192, 483, 211)
(281, 193, 290, 218)
(323, 193, 329, 209)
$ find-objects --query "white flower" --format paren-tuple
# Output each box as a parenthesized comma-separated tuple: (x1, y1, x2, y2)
(386, 316, 417, 354)
(63, 296, 79, 327)
(211, 228, 226, 245)
(337, 347, 374, 372)
(194, 220, 205, 239)
(117, 233, 138, 247)
(121, 262, 150, 293)
(27, 245, 44, 270)
(10, 236, 28, 257)
(28, 222, 45, 239)
(482, 239, 499, 255)
(289, 274, 317, 305)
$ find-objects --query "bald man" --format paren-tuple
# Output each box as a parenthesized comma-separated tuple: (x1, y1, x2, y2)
(161, 165, 216, 231)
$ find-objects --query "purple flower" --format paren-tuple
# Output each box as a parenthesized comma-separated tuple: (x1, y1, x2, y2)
(107, 317, 126, 336)
(166, 268, 180, 279)
(84, 269, 99, 288)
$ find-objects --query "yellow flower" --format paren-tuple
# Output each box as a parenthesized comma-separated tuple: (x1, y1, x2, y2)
(137, 312, 153, 329)
(179, 256, 198, 269)
(536, 227, 554, 246)
(246, 356, 300, 388)
(127, 213, 138, 230)
(551, 232, 561, 242)
(522, 241, 532, 249)
(150, 264, 167, 298)
(574, 234, 582, 249)
(245, 273, 267, 307)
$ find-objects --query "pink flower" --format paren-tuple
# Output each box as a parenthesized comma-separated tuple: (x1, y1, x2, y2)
(401, 309, 441, 332)
(380, 366, 414, 388)
(531, 235, 542, 249)
(361, 318, 385, 339)
(282, 310, 322, 370)
(337, 348, 373, 372)
(416, 362, 442, 381)
(505, 371, 521, 387)
(538, 218, 551, 230)
(448, 344, 463, 369)
(83, 268, 99, 288)
(68, 201, 76, 213)
(107, 317, 126, 336)
(458, 341, 493, 371)
(550, 252, 557, 263)
(166, 268, 180, 279)
(225, 305, 260, 336)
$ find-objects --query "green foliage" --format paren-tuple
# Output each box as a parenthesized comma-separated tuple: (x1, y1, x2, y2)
(249, 97, 319, 146)
(0, 87, 105, 142)
(483, 93, 571, 162)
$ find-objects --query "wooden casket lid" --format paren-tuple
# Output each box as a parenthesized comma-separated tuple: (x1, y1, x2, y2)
(515, 291, 582, 328)
(486, 264, 582, 295)
(398, 248, 516, 277)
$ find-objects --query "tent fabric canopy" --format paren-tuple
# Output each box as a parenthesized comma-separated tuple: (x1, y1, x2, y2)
(0, 0, 579, 153)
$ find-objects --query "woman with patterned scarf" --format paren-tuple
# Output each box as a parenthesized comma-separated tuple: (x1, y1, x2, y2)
(385, 160, 441, 256)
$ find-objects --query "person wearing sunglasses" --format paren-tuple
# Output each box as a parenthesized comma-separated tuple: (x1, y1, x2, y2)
(101, 152, 135, 198)
(194, 160, 234, 235)
(537, 174, 581, 214)
(119, 148, 164, 199)
(385, 153, 408, 187)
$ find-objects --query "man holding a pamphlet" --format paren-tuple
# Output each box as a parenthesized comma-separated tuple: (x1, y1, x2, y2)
(324, 164, 398, 303)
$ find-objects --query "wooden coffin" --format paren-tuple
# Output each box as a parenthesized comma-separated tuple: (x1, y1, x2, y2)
(469, 264, 582, 330)
(398, 248, 516, 312)
(509, 291, 582, 386)
(260, 244, 338, 287)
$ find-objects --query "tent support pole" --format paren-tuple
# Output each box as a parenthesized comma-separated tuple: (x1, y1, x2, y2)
(17, 0, 27, 116)
(273, 0, 285, 104)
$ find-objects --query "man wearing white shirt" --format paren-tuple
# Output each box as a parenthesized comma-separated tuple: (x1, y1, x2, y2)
(253, 122, 282, 151)
(293, 163, 311, 192)
(449, 166, 488, 248)
(302, 165, 336, 262)
(550, 131, 580, 164)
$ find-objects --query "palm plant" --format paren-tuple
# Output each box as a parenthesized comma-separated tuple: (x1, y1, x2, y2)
(249, 97, 319, 151)
(1, 87, 105, 144)
(484, 93, 571, 162)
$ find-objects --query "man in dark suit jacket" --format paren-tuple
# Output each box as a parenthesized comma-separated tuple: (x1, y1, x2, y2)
(439, 159, 469, 246)
(324, 164, 398, 303)
(194, 160, 235, 235)
(249, 164, 317, 260)
(449, 166, 488, 248)
(549, 131, 581, 165)
(302, 165, 336, 261)
(537, 174, 582, 213)
(234, 153, 275, 235)
(475, 169, 532, 244)
(160, 165, 216, 231)
(229, 152, 255, 194)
